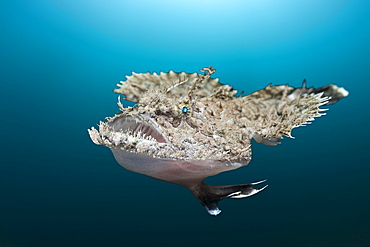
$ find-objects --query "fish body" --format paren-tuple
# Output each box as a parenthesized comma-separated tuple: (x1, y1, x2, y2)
(88, 66, 348, 215)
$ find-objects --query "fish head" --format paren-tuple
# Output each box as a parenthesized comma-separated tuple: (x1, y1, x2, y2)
(88, 67, 251, 186)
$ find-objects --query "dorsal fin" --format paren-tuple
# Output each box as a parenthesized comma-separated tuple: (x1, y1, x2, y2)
(113, 70, 222, 103)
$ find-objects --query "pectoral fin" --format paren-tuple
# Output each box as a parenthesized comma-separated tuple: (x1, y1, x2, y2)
(189, 180, 268, 216)
(253, 133, 281, 146)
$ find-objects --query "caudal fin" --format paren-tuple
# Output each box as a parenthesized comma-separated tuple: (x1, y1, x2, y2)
(189, 180, 268, 216)
(246, 81, 348, 145)
(290, 79, 349, 105)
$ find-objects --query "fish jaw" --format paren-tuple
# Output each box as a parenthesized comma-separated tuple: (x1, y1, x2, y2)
(110, 148, 250, 188)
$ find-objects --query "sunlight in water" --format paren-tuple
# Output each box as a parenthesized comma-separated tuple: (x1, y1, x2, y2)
(51, 0, 349, 51)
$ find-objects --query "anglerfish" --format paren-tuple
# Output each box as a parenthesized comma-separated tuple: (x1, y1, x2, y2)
(88, 66, 348, 215)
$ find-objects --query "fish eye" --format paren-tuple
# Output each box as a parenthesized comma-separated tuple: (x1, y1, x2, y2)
(175, 103, 192, 118)
(182, 106, 189, 114)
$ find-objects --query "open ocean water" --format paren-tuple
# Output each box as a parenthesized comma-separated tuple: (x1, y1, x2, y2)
(1, 0, 369, 246)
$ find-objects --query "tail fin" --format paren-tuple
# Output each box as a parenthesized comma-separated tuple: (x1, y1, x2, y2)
(246, 81, 349, 145)
(189, 180, 268, 216)
(289, 79, 349, 105)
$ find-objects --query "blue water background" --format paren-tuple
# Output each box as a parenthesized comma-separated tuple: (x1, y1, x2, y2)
(1, 0, 369, 246)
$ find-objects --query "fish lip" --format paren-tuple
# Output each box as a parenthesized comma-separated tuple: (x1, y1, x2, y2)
(108, 114, 167, 143)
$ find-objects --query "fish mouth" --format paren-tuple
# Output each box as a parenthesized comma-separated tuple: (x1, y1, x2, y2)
(108, 116, 167, 143)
